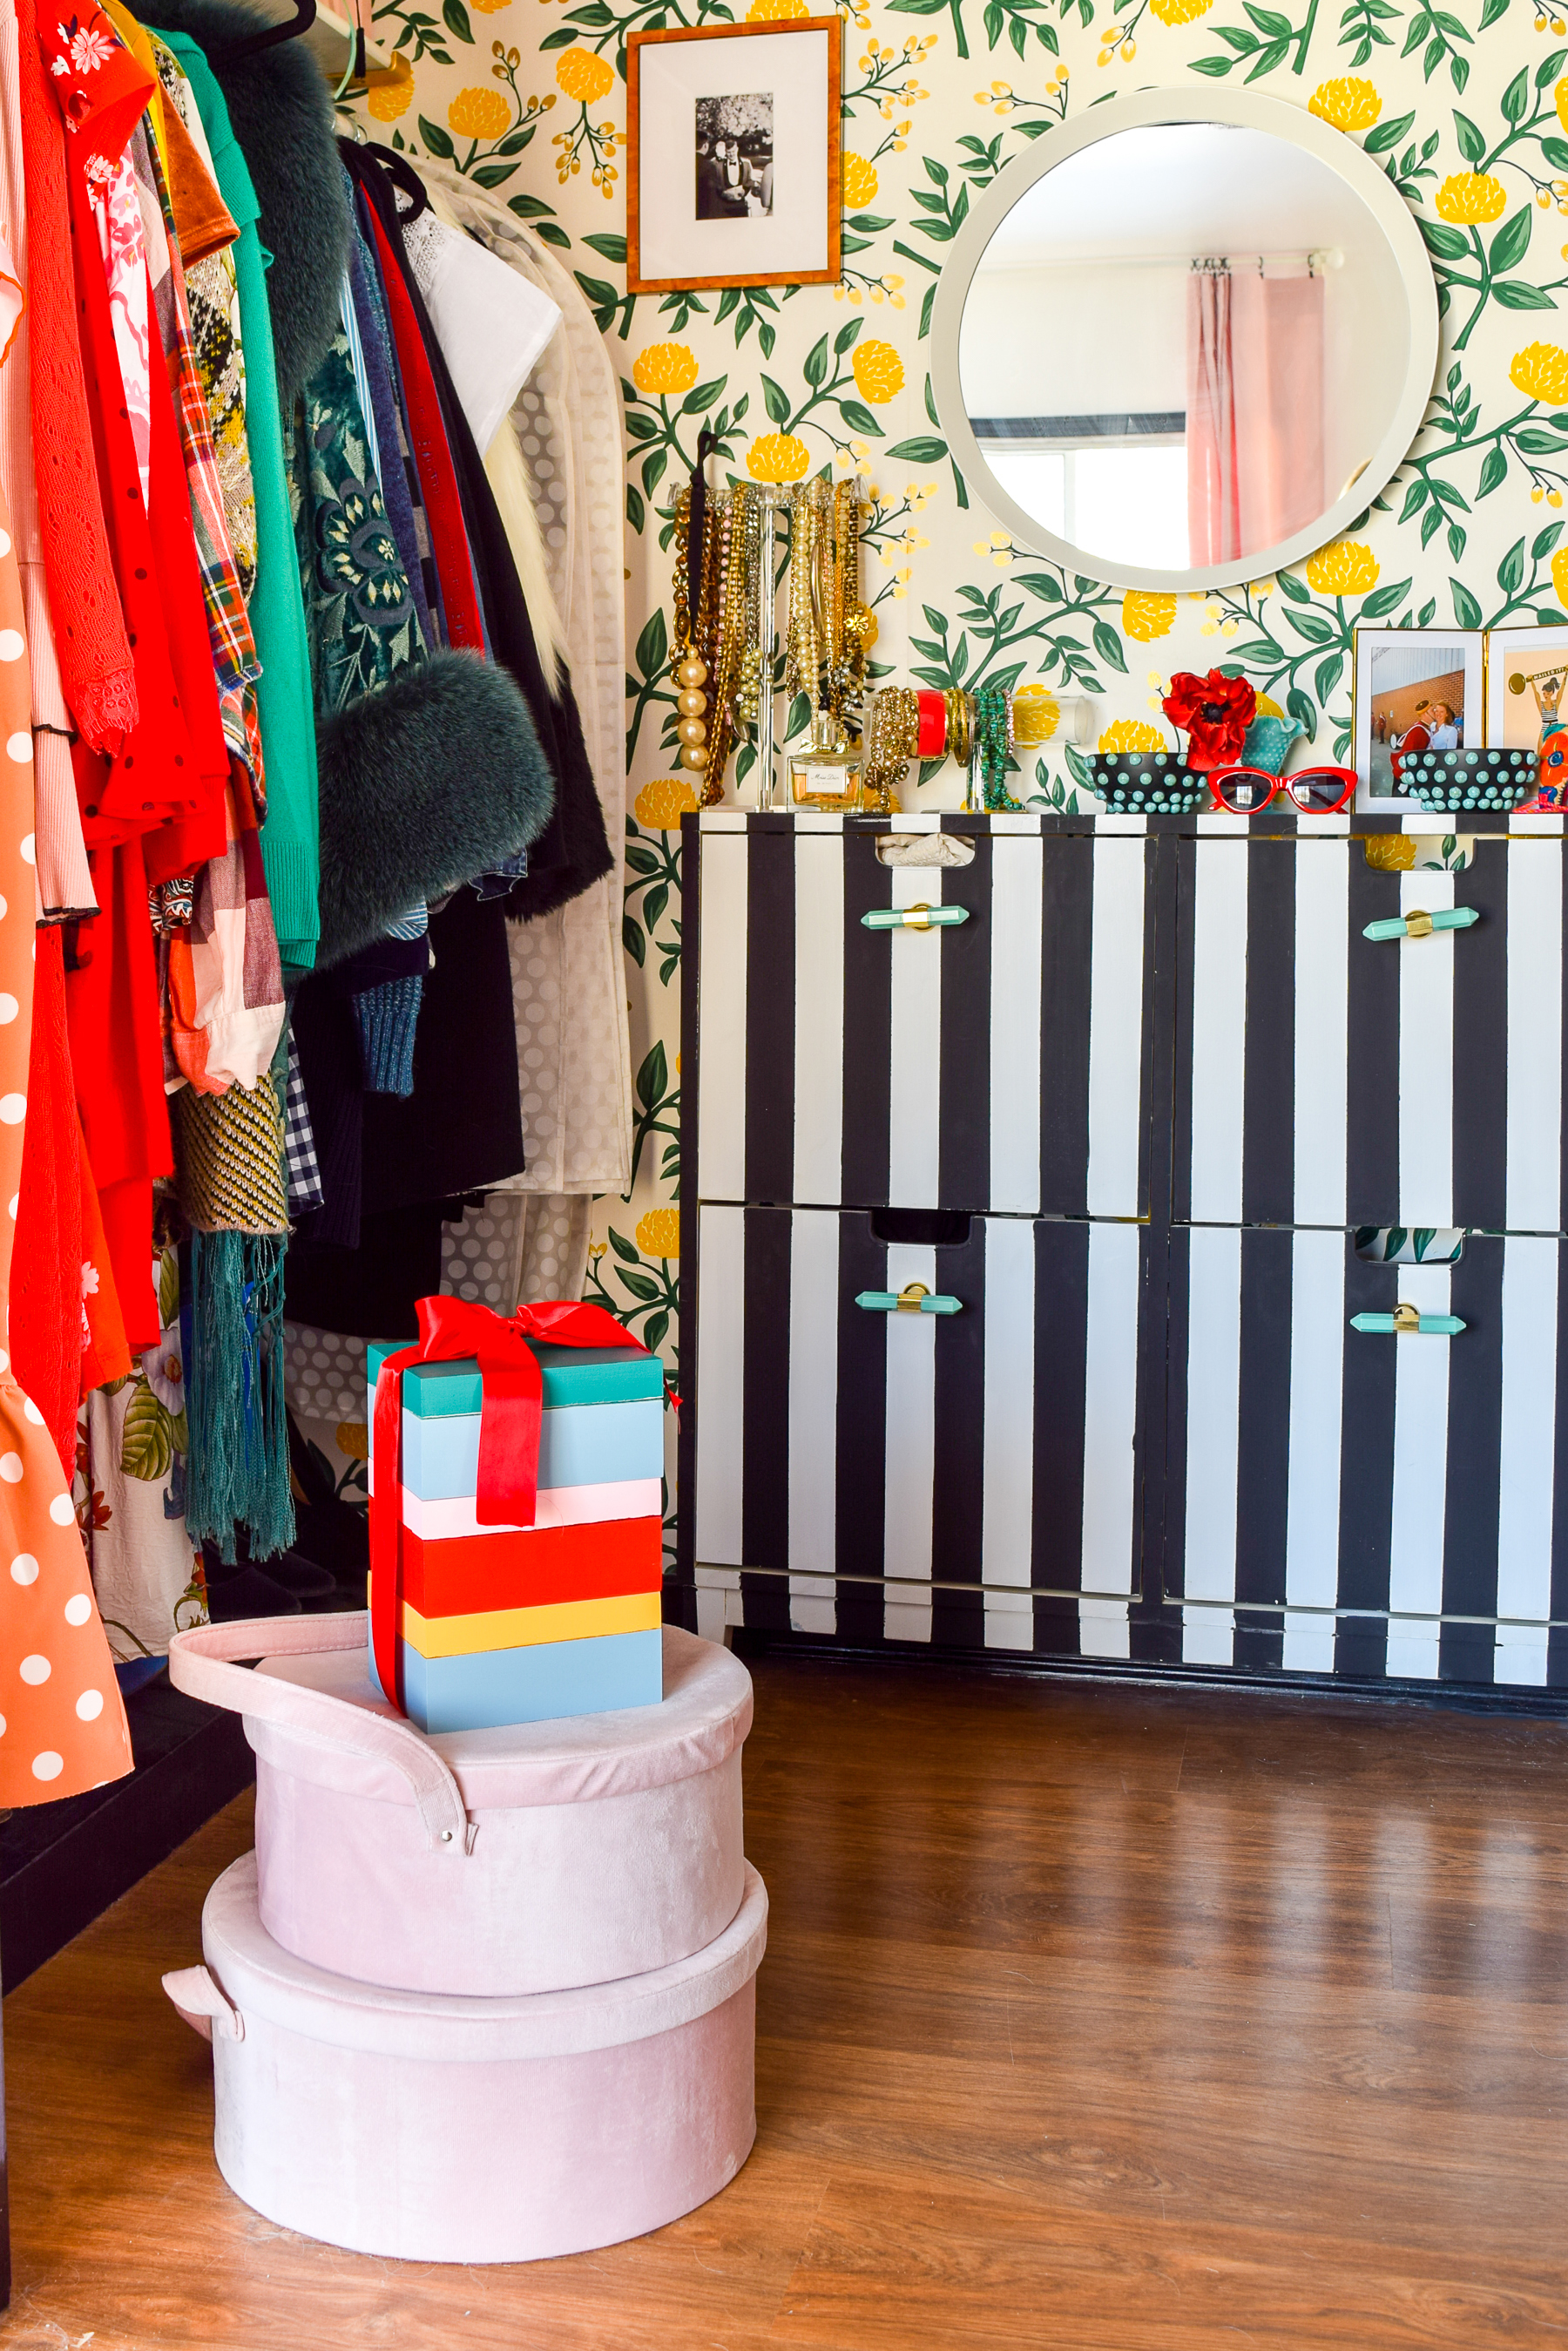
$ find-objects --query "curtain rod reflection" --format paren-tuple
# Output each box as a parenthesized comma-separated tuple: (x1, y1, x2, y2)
(986, 246, 1344, 274)
(1189, 249, 1342, 276)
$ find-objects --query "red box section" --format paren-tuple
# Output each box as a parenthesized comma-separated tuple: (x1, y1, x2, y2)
(400, 1514, 665, 1620)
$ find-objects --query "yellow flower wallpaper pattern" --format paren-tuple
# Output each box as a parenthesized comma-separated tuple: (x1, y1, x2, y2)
(348, 0, 1567, 1513)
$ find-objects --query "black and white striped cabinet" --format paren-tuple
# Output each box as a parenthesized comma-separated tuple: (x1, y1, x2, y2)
(688, 811, 1156, 1217)
(1163, 1225, 1568, 1688)
(1174, 828, 1568, 1232)
(677, 810, 1568, 1694)
(690, 1207, 1155, 1654)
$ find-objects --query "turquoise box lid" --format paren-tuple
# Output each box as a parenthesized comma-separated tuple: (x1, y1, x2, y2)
(367, 1338, 664, 1416)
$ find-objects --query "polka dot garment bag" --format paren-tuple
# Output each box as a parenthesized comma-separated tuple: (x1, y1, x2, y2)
(0, 237, 132, 1804)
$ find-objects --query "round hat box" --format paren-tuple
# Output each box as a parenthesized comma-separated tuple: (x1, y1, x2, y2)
(164, 1853, 767, 2264)
(167, 1618, 751, 1996)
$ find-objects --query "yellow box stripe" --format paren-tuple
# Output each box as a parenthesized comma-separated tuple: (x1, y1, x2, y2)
(398, 1587, 662, 1660)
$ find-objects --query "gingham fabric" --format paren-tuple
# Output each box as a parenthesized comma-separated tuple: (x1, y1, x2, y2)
(284, 1038, 323, 1216)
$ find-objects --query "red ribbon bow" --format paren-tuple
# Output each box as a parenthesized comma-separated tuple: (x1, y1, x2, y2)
(369, 1294, 649, 1715)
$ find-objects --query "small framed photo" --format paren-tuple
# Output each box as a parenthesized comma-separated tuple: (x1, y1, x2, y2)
(625, 19, 841, 295)
(1353, 627, 1484, 810)
(1486, 626, 1568, 808)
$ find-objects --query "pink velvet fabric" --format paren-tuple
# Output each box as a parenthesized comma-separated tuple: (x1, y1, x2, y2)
(255, 1743, 745, 1996)
(172, 1853, 766, 2265)
(1187, 269, 1326, 565)
(170, 1621, 753, 1995)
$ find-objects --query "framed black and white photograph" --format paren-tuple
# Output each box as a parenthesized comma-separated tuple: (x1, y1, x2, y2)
(1353, 626, 1484, 810)
(626, 20, 840, 295)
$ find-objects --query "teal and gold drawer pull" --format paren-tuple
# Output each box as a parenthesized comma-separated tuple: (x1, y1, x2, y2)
(861, 903, 970, 932)
(855, 1282, 963, 1316)
(1362, 906, 1479, 943)
(1350, 1303, 1466, 1337)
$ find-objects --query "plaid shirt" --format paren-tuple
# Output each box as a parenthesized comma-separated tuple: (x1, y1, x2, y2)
(133, 124, 266, 819)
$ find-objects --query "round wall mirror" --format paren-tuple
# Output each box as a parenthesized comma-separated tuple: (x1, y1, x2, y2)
(929, 90, 1439, 593)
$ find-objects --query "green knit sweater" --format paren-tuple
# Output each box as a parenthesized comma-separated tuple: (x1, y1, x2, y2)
(157, 29, 321, 972)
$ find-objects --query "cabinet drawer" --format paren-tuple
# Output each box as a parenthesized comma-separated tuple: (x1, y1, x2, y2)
(686, 1206, 1152, 1653)
(1174, 836, 1565, 1232)
(1165, 1226, 1568, 1687)
(690, 817, 1155, 1218)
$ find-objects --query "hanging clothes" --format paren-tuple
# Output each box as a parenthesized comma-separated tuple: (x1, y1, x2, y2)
(294, 309, 430, 1098)
(345, 215, 435, 649)
(76, 1237, 206, 1669)
(127, 105, 283, 1088)
(12, 925, 85, 1479)
(0, 445, 132, 1804)
(153, 25, 320, 972)
(343, 142, 612, 926)
(401, 206, 561, 467)
(0, 0, 95, 920)
(10, 925, 131, 1478)
(11, 0, 139, 754)
(63, 121, 230, 874)
(64, 835, 173, 1354)
(422, 165, 632, 1201)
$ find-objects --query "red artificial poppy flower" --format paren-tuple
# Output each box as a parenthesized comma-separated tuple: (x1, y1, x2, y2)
(1162, 668, 1258, 772)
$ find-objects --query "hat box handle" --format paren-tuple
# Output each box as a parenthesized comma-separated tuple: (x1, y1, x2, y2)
(167, 1614, 475, 1855)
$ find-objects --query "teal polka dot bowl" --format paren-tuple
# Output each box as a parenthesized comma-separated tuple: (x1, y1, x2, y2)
(1398, 747, 1536, 813)
(1086, 752, 1209, 815)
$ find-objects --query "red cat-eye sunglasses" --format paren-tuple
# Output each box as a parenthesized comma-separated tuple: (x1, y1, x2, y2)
(1206, 766, 1358, 815)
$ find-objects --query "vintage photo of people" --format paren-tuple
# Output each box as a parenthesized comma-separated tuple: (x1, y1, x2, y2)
(694, 91, 774, 219)
(1367, 640, 1469, 795)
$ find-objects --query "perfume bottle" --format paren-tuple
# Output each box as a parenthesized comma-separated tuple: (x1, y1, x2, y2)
(789, 712, 863, 810)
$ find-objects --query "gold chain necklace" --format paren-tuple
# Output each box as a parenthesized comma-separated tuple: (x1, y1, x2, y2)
(784, 484, 822, 712)
(862, 685, 916, 815)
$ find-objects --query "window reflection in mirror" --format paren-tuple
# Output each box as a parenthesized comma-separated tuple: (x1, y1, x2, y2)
(956, 120, 1410, 581)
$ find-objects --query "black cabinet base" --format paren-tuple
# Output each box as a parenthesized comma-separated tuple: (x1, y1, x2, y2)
(0, 1673, 255, 1994)
(727, 1623, 1568, 1720)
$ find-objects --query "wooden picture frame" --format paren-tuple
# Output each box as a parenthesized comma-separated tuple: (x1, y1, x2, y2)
(626, 19, 841, 295)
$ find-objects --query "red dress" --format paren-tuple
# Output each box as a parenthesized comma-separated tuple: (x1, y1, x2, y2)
(66, 157, 228, 877)
(0, 457, 133, 1802)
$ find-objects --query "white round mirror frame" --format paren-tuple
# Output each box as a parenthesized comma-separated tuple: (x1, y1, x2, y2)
(929, 86, 1442, 595)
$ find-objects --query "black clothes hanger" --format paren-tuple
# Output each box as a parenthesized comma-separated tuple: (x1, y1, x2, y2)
(362, 141, 431, 224)
(213, 0, 318, 66)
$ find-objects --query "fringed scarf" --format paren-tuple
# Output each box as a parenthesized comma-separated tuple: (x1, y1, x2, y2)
(173, 1071, 294, 1562)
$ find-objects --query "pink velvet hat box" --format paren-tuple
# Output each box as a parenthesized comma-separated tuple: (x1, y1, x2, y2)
(165, 1851, 767, 2264)
(167, 1616, 751, 1996)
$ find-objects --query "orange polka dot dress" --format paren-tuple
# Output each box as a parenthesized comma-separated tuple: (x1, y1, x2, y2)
(0, 360, 132, 1802)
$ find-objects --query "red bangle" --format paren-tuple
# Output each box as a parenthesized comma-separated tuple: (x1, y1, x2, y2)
(916, 689, 947, 759)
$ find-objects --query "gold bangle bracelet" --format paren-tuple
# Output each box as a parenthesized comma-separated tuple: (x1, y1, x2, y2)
(945, 688, 973, 770)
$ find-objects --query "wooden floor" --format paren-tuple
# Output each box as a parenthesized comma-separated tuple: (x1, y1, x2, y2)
(3, 1655, 1568, 2349)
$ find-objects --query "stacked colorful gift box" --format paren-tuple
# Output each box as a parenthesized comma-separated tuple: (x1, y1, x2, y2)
(366, 1338, 666, 1733)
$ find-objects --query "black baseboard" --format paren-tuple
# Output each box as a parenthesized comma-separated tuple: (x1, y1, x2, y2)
(728, 1627, 1568, 1720)
(0, 1674, 255, 1993)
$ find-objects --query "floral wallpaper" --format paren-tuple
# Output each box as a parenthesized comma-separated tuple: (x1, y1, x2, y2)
(349, 0, 1565, 1482)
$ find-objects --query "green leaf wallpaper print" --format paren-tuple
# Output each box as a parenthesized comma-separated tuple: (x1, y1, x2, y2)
(352, 0, 1567, 1382)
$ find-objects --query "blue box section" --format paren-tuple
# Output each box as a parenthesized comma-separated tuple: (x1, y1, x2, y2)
(381, 1396, 664, 1501)
(368, 1626, 664, 1732)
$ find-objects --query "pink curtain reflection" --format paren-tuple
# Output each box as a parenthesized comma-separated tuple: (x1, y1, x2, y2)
(1187, 269, 1239, 565)
(1186, 268, 1325, 566)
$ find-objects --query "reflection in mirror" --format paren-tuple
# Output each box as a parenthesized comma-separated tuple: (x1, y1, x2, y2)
(956, 121, 1410, 582)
